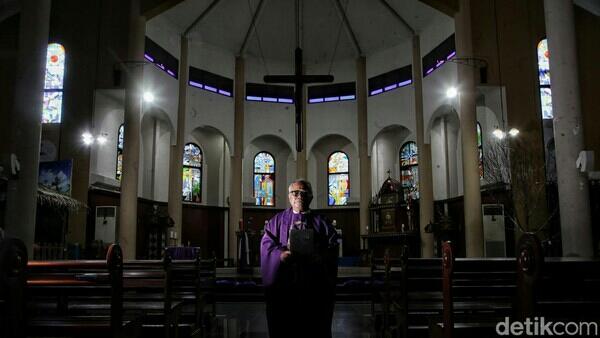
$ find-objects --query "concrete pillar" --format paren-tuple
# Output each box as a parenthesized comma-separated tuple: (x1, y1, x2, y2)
(229, 57, 245, 260)
(118, 0, 145, 259)
(544, 0, 593, 257)
(412, 35, 435, 258)
(167, 35, 189, 246)
(3, 0, 51, 255)
(455, 0, 483, 257)
(356, 57, 371, 239)
(296, 88, 308, 179)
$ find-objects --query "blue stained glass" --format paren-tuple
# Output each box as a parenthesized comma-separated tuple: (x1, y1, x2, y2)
(477, 123, 483, 178)
(540, 88, 553, 120)
(182, 143, 202, 202)
(537, 39, 551, 86)
(328, 152, 349, 173)
(400, 142, 418, 167)
(254, 152, 275, 173)
(45, 43, 65, 90)
(254, 174, 274, 206)
(400, 142, 419, 199)
(254, 152, 275, 206)
(116, 125, 124, 181)
(42, 91, 63, 123)
(328, 173, 349, 206)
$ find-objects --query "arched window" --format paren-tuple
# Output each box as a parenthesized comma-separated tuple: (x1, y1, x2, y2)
(182, 143, 202, 202)
(537, 39, 552, 119)
(400, 142, 419, 200)
(43, 43, 65, 123)
(328, 151, 349, 206)
(477, 122, 483, 178)
(116, 124, 124, 181)
(254, 152, 275, 206)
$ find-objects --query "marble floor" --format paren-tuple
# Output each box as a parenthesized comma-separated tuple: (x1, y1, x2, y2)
(209, 302, 374, 338)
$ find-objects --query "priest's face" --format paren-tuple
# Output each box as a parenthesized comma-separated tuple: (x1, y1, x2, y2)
(288, 182, 313, 212)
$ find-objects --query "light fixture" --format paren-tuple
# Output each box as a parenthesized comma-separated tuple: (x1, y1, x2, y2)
(493, 129, 506, 139)
(143, 91, 155, 103)
(446, 87, 458, 99)
(82, 132, 94, 145)
(508, 128, 520, 137)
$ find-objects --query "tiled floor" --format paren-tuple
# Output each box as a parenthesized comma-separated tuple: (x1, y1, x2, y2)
(209, 302, 374, 337)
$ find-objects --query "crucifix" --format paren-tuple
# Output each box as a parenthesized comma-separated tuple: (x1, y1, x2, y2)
(263, 0, 334, 152)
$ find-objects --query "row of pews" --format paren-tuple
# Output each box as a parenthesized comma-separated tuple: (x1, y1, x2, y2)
(0, 238, 216, 338)
(372, 234, 600, 338)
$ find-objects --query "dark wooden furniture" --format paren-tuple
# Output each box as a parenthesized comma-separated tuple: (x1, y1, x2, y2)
(25, 244, 142, 337)
(0, 238, 28, 338)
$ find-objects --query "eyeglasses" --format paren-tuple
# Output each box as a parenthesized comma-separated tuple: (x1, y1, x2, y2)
(289, 190, 311, 197)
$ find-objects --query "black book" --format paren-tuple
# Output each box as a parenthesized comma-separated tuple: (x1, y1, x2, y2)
(289, 228, 315, 256)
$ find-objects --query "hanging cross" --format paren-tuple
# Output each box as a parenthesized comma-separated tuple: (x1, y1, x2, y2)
(264, 47, 333, 152)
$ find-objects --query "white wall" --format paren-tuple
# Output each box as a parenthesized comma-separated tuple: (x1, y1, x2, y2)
(90, 89, 124, 186)
(370, 125, 412, 193)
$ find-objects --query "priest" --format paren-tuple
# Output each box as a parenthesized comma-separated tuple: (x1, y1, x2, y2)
(260, 179, 339, 338)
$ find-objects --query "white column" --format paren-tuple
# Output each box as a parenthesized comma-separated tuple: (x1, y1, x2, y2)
(544, 0, 592, 257)
(412, 35, 435, 258)
(4, 0, 51, 255)
(167, 35, 189, 246)
(229, 57, 245, 260)
(119, 0, 145, 259)
(356, 57, 371, 240)
(455, 0, 483, 257)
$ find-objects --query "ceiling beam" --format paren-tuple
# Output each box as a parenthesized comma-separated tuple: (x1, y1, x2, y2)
(183, 0, 222, 36)
(238, 0, 268, 56)
(330, 0, 362, 56)
(418, 0, 458, 18)
(378, 0, 415, 36)
(142, 0, 185, 20)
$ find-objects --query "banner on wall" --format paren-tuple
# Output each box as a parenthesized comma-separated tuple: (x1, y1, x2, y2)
(38, 159, 73, 196)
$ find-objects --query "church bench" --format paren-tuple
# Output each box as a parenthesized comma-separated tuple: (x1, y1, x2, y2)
(24, 244, 143, 337)
(516, 234, 600, 323)
(432, 241, 517, 338)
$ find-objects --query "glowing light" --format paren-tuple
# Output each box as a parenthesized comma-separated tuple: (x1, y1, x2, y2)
(446, 87, 458, 99)
(82, 132, 94, 145)
(493, 129, 506, 139)
(508, 128, 520, 137)
(96, 135, 107, 145)
(143, 92, 154, 103)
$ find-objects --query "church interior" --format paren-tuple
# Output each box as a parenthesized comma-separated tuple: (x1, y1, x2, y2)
(1, 0, 600, 337)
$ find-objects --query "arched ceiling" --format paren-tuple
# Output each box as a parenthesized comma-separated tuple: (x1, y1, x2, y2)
(159, 0, 445, 63)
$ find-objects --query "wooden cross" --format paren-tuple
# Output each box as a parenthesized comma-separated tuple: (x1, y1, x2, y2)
(264, 47, 333, 152)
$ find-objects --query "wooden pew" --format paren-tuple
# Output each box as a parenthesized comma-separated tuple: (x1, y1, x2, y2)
(517, 233, 600, 322)
(0, 238, 28, 338)
(25, 244, 142, 337)
(432, 241, 517, 338)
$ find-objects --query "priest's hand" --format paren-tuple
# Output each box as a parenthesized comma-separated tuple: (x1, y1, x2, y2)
(280, 250, 292, 262)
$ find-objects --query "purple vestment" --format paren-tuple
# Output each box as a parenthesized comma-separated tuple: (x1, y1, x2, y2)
(260, 207, 339, 287)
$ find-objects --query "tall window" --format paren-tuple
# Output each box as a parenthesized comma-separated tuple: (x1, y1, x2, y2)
(116, 124, 124, 181)
(538, 38, 556, 183)
(43, 43, 66, 123)
(537, 39, 552, 119)
(400, 142, 419, 200)
(254, 152, 275, 206)
(328, 151, 349, 206)
(182, 143, 202, 202)
(477, 122, 483, 178)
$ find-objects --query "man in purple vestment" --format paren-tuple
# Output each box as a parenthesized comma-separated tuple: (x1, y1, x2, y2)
(260, 179, 339, 338)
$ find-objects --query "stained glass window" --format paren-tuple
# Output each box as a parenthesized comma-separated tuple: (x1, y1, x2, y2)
(537, 39, 552, 119)
(254, 152, 275, 206)
(400, 142, 419, 200)
(182, 143, 202, 202)
(43, 43, 65, 123)
(116, 124, 124, 181)
(477, 122, 483, 178)
(328, 151, 349, 206)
